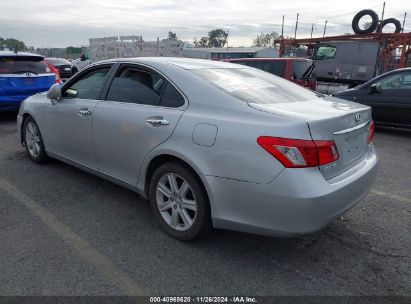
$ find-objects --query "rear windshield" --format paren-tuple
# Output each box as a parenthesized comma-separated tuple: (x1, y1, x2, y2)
(46, 58, 71, 66)
(292, 61, 315, 79)
(234, 61, 286, 77)
(0, 56, 51, 74)
(190, 68, 317, 104)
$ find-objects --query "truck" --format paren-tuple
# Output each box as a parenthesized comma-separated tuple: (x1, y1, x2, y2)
(277, 33, 411, 94)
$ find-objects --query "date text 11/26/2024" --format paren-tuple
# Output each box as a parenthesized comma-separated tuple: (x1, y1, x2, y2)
(149, 296, 258, 303)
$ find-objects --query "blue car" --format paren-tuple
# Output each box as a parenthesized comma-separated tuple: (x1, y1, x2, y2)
(0, 51, 59, 111)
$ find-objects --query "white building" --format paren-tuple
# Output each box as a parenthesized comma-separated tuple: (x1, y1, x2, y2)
(88, 36, 184, 61)
(180, 47, 278, 60)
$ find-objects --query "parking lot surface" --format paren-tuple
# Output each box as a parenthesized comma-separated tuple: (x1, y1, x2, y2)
(0, 112, 410, 297)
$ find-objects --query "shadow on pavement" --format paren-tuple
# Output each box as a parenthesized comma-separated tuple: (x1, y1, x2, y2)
(0, 111, 18, 122)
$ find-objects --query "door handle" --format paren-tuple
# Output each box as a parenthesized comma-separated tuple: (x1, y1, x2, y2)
(78, 109, 92, 116)
(146, 118, 170, 126)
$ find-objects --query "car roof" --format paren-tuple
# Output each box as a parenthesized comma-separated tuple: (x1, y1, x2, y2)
(98, 57, 243, 70)
(391, 67, 411, 72)
(372, 67, 411, 78)
(227, 57, 313, 62)
(46, 57, 65, 60)
(0, 51, 44, 58)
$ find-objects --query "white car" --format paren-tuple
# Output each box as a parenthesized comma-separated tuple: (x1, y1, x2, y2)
(71, 54, 91, 74)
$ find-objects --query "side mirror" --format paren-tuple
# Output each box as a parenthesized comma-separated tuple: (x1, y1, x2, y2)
(369, 83, 381, 94)
(47, 83, 62, 101)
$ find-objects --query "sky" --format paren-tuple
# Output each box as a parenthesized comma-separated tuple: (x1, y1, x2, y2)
(0, 0, 410, 48)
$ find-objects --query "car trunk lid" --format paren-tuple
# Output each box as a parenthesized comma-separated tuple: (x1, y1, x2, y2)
(0, 73, 55, 99)
(249, 96, 372, 179)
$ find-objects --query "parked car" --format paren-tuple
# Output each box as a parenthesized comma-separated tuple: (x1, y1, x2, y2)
(226, 58, 317, 90)
(334, 68, 411, 129)
(17, 58, 378, 240)
(45, 57, 72, 81)
(0, 51, 61, 111)
(71, 54, 91, 74)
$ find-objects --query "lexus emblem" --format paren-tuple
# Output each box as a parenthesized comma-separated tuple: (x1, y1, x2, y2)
(355, 113, 361, 123)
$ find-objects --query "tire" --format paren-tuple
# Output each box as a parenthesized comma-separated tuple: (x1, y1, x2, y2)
(22, 116, 49, 164)
(148, 161, 212, 241)
(377, 18, 402, 33)
(71, 67, 78, 74)
(352, 9, 379, 34)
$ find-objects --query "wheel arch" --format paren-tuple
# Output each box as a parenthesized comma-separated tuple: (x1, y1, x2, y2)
(20, 112, 34, 145)
(142, 153, 213, 213)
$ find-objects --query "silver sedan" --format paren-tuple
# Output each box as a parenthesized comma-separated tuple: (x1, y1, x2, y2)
(17, 58, 378, 240)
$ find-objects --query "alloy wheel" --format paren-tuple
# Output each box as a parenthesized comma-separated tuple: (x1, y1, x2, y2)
(155, 173, 197, 231)
(25, 121, 41, 158)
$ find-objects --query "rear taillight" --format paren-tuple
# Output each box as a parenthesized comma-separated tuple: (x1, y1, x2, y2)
(257, 136, 339, 168)
(368, 121, 375, 145)
(45, 61, 62, 84)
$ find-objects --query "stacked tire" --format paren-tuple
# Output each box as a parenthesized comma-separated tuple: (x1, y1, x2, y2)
(352, 9, 402, 34)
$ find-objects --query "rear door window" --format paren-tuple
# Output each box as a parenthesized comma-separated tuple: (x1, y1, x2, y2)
(159, 83, 185, 108)
(106, 67, 165, 106)
(378, 71, 411, 90)
(399, 73, 411, 89)
(0, 56, 51, 74)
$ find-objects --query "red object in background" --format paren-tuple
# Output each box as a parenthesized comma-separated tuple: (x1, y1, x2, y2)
(368, 121, 375, 145)
(44, 60, 62, 84)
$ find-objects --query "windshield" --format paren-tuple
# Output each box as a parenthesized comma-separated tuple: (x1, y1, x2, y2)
(235, 60, 286, 77)
(46, 58, 71, 66)
(315, 46, 336, 60)
(190, 68, 318, 104)
(0, 56, 51, 75)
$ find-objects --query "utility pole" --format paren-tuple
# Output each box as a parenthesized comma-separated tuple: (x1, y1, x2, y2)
(310, 23, 314, 39)
(402, 12, 407, 33)
(281, 15, 284, 39)
(294, 13, 299, 39)
(381, 2, 386, 22)
(323, 20, 328, 37)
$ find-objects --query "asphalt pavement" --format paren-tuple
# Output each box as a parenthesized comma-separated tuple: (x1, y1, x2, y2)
(0, 111, 410, 298)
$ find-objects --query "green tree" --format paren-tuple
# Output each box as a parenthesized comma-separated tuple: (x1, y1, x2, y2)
(0, 37, 27, 51)
(194, 37, 209, 48)
(168, 31, 178, 40)
(253, 32, 279, 47)
(207, 29, 228, 47)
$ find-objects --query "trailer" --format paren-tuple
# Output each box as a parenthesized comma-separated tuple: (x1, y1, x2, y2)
(276, 33, 411, 93)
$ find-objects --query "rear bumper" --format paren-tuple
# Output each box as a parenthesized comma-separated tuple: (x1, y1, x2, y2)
(207, 146, 378, 237)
